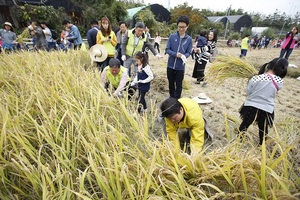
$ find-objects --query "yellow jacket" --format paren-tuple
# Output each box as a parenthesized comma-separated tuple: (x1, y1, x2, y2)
(96, 31, 117, 57)
(165, 98, 205, 153)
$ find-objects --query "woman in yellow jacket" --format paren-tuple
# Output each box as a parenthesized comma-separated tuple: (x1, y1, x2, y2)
(96, 17, 117, 71)
(160, 97, 205, 155)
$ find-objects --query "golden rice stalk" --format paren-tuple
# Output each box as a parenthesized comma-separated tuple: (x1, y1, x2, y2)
(206, 55, 257, 84)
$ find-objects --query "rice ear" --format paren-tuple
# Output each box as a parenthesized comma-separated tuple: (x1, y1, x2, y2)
(205, 55, 257, 84)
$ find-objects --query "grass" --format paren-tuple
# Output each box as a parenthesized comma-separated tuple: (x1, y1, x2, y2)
(0, 50, 299, 199)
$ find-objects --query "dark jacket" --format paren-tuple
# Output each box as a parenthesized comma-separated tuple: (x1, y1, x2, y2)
(165, 31, 193, 71)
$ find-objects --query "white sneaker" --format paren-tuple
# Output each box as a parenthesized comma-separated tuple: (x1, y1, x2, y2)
(297, 76, 300, 81)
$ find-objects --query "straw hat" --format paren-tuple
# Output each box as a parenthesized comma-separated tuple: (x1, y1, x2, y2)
(89, 44, 108, 62)
(3, 22, 13, 30)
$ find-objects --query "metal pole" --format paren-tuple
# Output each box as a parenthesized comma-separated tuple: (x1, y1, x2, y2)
(224, 5, 231, 40)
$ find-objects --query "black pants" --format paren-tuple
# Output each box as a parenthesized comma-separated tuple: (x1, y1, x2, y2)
(179, 130, 191, 155)
(154, 42, 160, 53)
(97, 57, 113, 72)
(192, 59, 207, 82)
(239, 106, 274, 145)
(167, 68, 184, 99)
(138, 90, 147, 113)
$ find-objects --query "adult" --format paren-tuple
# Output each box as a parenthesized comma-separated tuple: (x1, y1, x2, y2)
(40, 22, 57, 51)
(121, 22, 160, 77)
(240, 34, 251, 57)
(192, 29, 218, 85)
(96, 17, 117, 72)
(101, 58, 136, 99)
(28, 22, 47, 51)
(165, 16, 193, 99)
(0, 22, 17, 52)
(279, 26, 299, 60)
(116, 21, 128, 65)
(62, 19, 82, 50)
(87, 19, 100, 48)
(160, 97, 205, 155)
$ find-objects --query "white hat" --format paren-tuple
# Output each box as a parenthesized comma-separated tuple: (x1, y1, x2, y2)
(192, 93, 212, 104)
(89, 44, 108, 62)
(27, 25, 34, 31)
(4, 22, 12, 27)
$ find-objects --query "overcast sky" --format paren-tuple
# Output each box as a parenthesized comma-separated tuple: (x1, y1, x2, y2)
(142, 0, 299, 16)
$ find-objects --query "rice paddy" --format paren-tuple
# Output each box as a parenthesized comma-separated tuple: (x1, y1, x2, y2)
(0, 48, 299, 199)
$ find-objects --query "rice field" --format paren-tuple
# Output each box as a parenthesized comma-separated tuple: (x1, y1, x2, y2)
(0, 48, 299, 199)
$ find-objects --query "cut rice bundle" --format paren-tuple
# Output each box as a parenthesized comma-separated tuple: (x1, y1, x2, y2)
(206, 55, 258, 84)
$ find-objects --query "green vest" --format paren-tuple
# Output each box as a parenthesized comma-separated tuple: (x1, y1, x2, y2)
(105, 66, 130, 88)
(125, 29, 147, 56)
(99, 31, 115, 56)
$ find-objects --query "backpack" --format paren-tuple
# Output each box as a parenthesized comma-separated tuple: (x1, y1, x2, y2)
(50, 29, 58, 40)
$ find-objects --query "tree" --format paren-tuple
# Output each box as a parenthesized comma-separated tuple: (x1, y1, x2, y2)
(11, 4, 67, 31)
(69, 0, 127, 27)
(135, 8, 156, 30)
(170, 2, 206, 36)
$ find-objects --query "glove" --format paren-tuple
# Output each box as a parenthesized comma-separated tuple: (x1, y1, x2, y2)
(204, 46, 209, 52)
(155, 54, 163, 58)
(130, 82, 136, 86)
(121, 55, 126, 61)
(181, 55, 187, 64)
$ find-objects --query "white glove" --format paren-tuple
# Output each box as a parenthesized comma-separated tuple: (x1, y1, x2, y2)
(204, 46, 209, 52)
(181, 55, 187, 64)
(121, 55, 126, 61)
(130, 82, 136, 86)
(155, 54, 163, 58)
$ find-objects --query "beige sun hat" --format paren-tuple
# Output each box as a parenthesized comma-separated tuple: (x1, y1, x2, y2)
(89, 44, 108, 62)
(3, 22, 13, 30)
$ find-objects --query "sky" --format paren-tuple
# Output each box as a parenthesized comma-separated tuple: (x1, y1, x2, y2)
(142, 0, 299, 16)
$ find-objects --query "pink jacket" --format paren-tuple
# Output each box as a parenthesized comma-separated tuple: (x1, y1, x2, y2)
(281, 32, 298, 49)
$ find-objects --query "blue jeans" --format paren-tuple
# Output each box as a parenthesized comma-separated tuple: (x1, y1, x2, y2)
(279, 49, 293, 60)
(47, 41, 57, 50)
(240, 49, 248, 57)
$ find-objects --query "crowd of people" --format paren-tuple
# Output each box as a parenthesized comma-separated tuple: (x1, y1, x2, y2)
(0, 18, 297, 156)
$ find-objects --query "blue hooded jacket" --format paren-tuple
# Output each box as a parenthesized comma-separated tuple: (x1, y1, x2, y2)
(165, 32, 192, 71)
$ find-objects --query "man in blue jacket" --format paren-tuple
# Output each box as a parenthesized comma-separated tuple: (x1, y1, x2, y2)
(62, 19, 83, 50)
(165, 16, 193, 99)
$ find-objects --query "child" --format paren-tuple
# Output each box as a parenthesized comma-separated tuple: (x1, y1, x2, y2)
(131, 51, 154, 113)
(196, 30, 207, 48)
(238, 58, 288, 145)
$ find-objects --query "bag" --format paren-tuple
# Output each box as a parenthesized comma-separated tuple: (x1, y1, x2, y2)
(50, 29, 58, 40)
(209, 47, 218, 63)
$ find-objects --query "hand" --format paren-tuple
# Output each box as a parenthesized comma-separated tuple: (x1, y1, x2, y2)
(138, 80, 145, 83)
(181, 55, 187, 64)
(155, 54, 163, 59)
(130, 82, 136, 86)
(176, 53, 182, 58)
(121, 55, 126, 61)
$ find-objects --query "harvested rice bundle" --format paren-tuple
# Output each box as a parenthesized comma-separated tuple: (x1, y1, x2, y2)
(206, 55, 258, 84)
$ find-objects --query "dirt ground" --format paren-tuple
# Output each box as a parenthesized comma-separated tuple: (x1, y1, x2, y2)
(147, 46, 300, 147)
